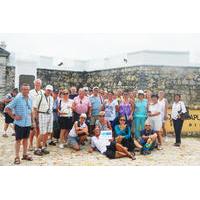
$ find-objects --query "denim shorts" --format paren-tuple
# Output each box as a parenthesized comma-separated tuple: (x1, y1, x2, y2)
(68, 136, 79, 146)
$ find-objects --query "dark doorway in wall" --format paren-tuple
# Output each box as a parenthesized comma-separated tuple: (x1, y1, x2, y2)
(19, 75, 35, 89)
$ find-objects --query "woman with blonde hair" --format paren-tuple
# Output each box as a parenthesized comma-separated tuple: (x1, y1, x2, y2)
(58, 89, 74, 149)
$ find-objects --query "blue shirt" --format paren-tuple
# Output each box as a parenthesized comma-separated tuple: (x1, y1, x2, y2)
(114, 125, 131, 139)
(53, 98, 59, 121)
(140, 129, 155, 137)
(89, 95, 102, 116)
(134, 99, 148, 118)
(6, 93, 32, 127)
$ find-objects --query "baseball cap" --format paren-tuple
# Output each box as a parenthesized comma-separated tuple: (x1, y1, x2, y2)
(145, 120, 151, 126)
(83, 87, 89, 91)
(45, 85, 53, 91)
(93, 86, 99, 90)
(138, 90, 144, 95)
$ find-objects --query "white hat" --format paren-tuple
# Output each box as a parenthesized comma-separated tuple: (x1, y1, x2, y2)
(138, 90, 144, 95)
(93, 86, 99, 90)
(83, 87, 89, 91)
(45, 85, 53, 91)
(80, 113, 87, 119)
(145, 120, 151, 126)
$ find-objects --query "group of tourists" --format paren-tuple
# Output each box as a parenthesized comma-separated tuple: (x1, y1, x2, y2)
(1, 79, 187, 164)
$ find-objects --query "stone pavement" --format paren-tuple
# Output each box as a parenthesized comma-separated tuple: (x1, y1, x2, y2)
(1, 114, 200, 166)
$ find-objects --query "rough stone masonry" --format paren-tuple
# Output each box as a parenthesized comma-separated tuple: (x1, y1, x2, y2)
(37, 65, 200, 106)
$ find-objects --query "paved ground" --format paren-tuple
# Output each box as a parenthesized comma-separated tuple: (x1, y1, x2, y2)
(1, 114, 200, 166)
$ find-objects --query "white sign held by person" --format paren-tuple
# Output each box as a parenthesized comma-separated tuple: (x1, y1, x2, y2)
(100, 130, 112, 140)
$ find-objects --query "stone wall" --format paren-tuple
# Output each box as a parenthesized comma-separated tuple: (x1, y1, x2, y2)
(0, 65, 15, 98)
(0, 64, 6, 99)
(5, 66, 15, 94)
(86, 66, 200, 106)
(37, 66, 200, 106)
(37, 68, 85, 89)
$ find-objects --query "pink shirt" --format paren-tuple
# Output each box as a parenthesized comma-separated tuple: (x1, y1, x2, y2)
(74, 96, 91, 114)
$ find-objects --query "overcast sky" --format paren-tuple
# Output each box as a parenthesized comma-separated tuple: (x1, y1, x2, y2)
(1, 33, 200, 62)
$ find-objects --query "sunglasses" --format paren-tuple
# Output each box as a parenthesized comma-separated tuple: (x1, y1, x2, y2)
(120, 119, 126, 121)
(80, 117, 86, 119)
(63, 93, 69, 95)
(99, 115, 105, 117)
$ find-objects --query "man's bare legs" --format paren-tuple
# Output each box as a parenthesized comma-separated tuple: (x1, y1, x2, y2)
(15, 140, 21, 158)
(3, 123, 9, 137)
(22, 139, 28, 156)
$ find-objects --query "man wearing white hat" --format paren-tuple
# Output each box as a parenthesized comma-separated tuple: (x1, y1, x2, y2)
(33, 85, 54, 156)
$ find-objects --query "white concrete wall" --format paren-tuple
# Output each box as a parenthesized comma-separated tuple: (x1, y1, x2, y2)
(9, 53, 53, 87)
(0, 57, 7, 65)
(8, 50, 193, 88)
(81, 51, 190, 71)
(127, 50, 190, 66)
(15, 59, 37, 87)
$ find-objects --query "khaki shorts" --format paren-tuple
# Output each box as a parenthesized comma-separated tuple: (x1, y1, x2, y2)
(39, 113, 53, 134)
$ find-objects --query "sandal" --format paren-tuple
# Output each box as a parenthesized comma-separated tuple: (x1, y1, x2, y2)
(14, 157, 20, 165)
(34, 149, 43, 156)
(22, 154, 33, 161)
(130, 152, 136, 160)
(2, 134, 8, 138)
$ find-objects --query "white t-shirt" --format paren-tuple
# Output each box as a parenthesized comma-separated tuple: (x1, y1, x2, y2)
(34, 94, 54, 113)
(158, 98, 167, 120)
(91, 136, 110, 154)
(172, 101, 186, 120)
(104, 99, 118, 121)
(69, 121, 87, 137)
(149, 102, 162, 119)
(59, 99, 74, 117)
(29, 89, 44, 108)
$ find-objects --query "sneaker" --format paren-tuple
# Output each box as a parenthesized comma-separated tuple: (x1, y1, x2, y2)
(164, 136, 169, 142)
(41, 148, 50, 154)
(141, 150, 149, 155)
(174, 143, 181, 147)
(49, 141, 56, 146)
(64, 143, 69, 148)
(34, 149, 43, 156)
(59, 144, 64, 149)
(147, 150, 151, 154)
(134, 147, 141, 152)
(157, 145, 163, 150)
(28, 146, 34, 151)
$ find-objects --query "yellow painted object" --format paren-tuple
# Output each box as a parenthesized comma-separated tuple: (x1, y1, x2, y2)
(166, 109, 200, 133)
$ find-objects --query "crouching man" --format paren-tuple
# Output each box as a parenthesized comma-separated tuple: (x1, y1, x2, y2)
(88, 127, 136, 160)
(140, 120, 158, 155)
